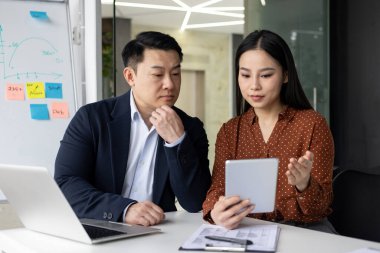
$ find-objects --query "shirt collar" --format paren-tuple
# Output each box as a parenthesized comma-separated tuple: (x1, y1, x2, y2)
(245, 106, 296, 125)
(130, 90, 140, 122)
(129, 90, 156, 132)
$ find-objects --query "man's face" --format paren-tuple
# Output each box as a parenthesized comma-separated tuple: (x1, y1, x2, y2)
(125, 49, 181, 115)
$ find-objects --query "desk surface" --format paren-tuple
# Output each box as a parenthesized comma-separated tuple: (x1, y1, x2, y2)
(1, 203, 380, 253)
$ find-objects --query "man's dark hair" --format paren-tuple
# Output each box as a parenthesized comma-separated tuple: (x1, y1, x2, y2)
(121, 31, 183, 71)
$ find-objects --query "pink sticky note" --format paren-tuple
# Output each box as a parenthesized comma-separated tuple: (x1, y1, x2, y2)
(51, 102, 69, 119)
(6, 84, 25, 100)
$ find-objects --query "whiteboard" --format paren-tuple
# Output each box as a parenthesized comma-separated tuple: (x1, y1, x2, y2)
(0, 0, 77, 198)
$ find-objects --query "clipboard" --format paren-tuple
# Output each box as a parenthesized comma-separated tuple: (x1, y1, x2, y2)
(179, 224, 280, 252)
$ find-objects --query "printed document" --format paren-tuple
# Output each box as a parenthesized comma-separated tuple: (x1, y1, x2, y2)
(180, 223, 280, 252)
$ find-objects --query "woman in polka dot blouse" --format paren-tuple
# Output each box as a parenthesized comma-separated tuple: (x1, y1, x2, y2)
(202, 30, 336, 233)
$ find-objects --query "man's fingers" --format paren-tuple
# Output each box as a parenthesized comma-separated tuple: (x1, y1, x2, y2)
(146, 205, 165, 222)
(151, 110, 161, 120)
(138, 216, 151, 227)
(152, 106, 174, 119)
(158, 105, 173, 113)
(141, 212, 160, 226)
(141, 202, 164, 223)
(126, 201, 164, 226)
(145, 201, 164, 214)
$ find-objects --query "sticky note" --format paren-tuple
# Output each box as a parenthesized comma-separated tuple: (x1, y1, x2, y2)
(30, 11, 48, 20)
(26, 82, 45, 99)
(30, 104, 49, 120)
(5, 84, 25, 100)
(51, 102, 69, 119)
(45, 82, 63, 98)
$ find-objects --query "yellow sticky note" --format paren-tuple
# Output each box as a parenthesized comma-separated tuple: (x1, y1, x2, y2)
(51, 102, 69, 119)
(6, 84, 25, 100)
(26, 82, 45, 99)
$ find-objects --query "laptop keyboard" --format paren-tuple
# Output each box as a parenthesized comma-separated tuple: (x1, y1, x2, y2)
(82, 224, 126, 239)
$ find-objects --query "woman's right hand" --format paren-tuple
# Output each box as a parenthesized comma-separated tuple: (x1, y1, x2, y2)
(210, 196, 254, 229)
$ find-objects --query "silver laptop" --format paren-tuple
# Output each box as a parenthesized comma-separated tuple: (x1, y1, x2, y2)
(0, 164, 160, 244)
(225, 158, 279, 213)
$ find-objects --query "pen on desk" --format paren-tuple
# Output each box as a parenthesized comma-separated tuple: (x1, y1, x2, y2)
(205, 235, 253, 245)
(205, 244, 246, 252)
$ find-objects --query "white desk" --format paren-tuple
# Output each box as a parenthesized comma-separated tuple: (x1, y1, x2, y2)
(1, 209, 380, 253)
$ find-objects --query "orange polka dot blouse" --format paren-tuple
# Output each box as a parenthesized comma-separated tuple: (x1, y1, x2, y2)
(202, 106, 334, 224)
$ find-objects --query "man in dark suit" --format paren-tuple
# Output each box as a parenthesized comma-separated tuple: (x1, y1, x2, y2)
(55, 31, 211, 226)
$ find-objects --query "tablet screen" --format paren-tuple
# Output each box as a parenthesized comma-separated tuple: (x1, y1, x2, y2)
(225, 158, 279, 213)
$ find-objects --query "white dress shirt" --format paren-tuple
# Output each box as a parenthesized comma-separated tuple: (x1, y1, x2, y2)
(121, 91, 185, 221)
(121, 91, 158, 202)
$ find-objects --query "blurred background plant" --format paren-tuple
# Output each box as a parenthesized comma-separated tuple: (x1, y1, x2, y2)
(102, 31, 114, 98)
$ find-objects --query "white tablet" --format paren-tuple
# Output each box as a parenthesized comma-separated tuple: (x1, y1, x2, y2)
(225, 158, 279, 213)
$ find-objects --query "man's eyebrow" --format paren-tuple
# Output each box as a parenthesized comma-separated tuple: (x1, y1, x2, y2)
(150, 64, 181, 70)
(151, 65, 164, 69)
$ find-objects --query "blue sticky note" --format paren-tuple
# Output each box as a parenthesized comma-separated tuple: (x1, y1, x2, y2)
(30, 104, 49, 120)
(30, 11, 48, 20)
(45, 82, 63, 99)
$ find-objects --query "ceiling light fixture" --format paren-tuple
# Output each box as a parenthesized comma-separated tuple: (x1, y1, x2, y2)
(192, 0, 224, 9)
(193, 9, 243, 18)
(180, 10, 192, 31)
(171, 0, 189, 9)
(260, 0, 266, 6)
(108, 1, 183, 11)
(101, 0, 244, 31)
(185, 20, 244, 29)
(202, 7, 244, 11)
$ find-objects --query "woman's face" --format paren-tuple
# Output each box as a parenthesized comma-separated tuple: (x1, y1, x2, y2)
(238, 49, 287, 113)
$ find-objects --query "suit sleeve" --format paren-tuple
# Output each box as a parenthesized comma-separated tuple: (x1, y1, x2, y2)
(163, 117, 211, 212)
(54, 107, 134, 222)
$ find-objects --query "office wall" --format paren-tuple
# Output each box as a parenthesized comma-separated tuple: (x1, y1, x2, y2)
(330, 0, 380, 173)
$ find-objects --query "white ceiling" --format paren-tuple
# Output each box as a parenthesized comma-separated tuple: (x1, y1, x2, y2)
(101, 0, 245, 34)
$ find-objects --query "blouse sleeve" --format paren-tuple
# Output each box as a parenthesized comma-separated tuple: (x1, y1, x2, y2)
(202, 123, 232, 223)
(292, 116, 334, 220)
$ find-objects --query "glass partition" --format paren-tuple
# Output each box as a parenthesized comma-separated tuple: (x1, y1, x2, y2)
(244, 0, 329, 121)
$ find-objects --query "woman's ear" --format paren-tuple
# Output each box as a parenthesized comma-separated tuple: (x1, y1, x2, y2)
(123, 67, 135, 87)
(283, 71, 288, 84)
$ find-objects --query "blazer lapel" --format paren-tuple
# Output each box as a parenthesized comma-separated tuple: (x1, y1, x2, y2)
(108, 92, 131, 193)
(152, 138, 169, 204)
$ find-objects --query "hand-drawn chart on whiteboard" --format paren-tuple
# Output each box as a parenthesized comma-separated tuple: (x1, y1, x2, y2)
(0, 0, 77, 180)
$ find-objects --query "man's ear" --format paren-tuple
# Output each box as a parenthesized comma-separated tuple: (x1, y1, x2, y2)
(123, 67, 135, 87)
(283, 71, 288, 84)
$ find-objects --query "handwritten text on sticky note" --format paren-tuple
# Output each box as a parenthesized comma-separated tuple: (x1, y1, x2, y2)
(51, 102, 69, 119)
(6, 84, 25, 100)
(26, 82, 45, 99)
(45, 82, 63, 98)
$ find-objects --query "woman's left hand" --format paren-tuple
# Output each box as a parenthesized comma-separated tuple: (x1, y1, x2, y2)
(286, 150, 314, 192)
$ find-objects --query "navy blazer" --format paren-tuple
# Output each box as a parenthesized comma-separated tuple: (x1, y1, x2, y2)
(55, 91, 211, 222)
